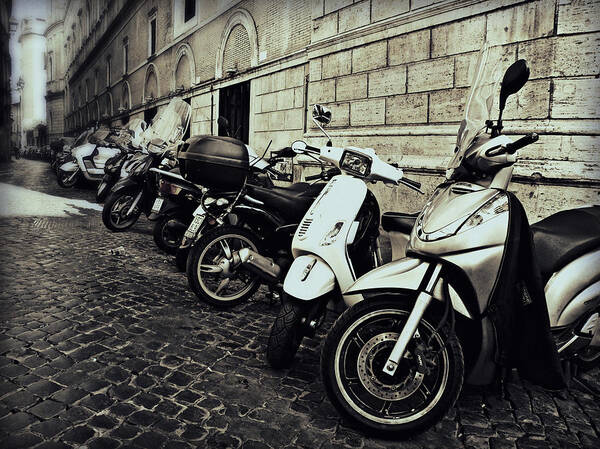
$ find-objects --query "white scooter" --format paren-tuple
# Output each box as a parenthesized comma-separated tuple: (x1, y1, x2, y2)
(320, 43, 600, 438)
(266, 105, 423, 368)
(58, 119, 147, 188)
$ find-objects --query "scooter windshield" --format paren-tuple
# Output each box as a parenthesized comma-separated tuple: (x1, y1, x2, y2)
(144, 98, 191, 146)
(447, 43, 504, 172)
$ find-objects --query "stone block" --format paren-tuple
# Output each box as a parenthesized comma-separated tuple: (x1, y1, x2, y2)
(285, 108, 304, 130)
(487, 0, 554, 45)
(310, 58, 322, 82)
(272, 70, 286, 91)
(313, 12, 338, 41)
(371, 0, 410, 23)
(505, 80, 550, 119)
(412, 0, 436, 8)
(339, 1, 370, 33)
(519, 34, 600, 79)
(294, 87, 304, 108)
(308, 79, 336, 104)
(407, 58, 453, 92)
(253, 113, 269, 132)
(326, 102, 350, 127)
(454, 45, 516, 88)
(336, 73, 367, 101)
(261, 92, 277, 113)
(557, 0, 600, 34)
(350, 98, 386, 125)
(277, 89, 295, 110)
(429, 88, 469, 123)
(322, 50, 352, 79)
(312, 0, 324, 19)
(386, 93, 428, 124)
(552, 78, 600, 118)
(352, 40, 387, 73)
(432, 15, 486, 57)
(325, 0, 353, 15)
(286, 66, 305, 88)
(389, 29, 430, 66)
(368, 66, 407, 97)
(191, 93, 211, 109)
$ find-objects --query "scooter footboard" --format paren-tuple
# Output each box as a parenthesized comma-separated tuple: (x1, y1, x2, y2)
(283, 255, 336, 301)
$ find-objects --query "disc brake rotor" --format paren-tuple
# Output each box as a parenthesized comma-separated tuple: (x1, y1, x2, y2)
(357, 332, 425, 401)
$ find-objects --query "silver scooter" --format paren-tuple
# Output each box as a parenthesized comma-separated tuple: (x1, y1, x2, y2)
(320, 44, 600, 437)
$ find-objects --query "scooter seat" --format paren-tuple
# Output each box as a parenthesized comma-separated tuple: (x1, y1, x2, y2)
(246, 183, 323, 222)
(381, 212, 419, 234)
(531, 206, 600, 282)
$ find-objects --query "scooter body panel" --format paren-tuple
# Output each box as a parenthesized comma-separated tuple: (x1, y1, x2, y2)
(287, 175, 367, 300)
(546, 249, 600, 327)
(72, 143, 120, 181)
(283, 255, 337, 301)
(59, 161, 78, 172)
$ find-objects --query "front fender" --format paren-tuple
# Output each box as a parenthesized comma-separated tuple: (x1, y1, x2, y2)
(111, 177, 140, 195)
(59, 161, 78, 172)
(344, 257, 472, 318)
(283, 255, 336, 301)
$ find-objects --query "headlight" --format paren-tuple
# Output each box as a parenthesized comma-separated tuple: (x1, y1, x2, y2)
(416, 193, 508, 242)
(341, 151, 371, 177)
(320, 221, 345, 246)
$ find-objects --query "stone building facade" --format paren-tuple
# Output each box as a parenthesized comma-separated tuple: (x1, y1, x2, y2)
(0, 0, 13, 162)
(58, 0, 599, 219)
(45, 0, 68, 143)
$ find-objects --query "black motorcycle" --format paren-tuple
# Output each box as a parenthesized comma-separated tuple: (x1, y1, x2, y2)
(101, 140, 176, 232)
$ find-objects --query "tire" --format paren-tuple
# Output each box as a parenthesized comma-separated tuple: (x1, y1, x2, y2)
(57, 170, 79, 188)
(153, 214, 190, 255)
(267, 297, 310, 369)
(102, 189, 143, 232)
(175, 247, 189, 272)
(186, 225, 262, 307)
(321, 296, 464, 438)
(96, 179, 112, 203)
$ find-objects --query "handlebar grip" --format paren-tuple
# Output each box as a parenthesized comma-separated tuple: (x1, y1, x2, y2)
(401, 177, 421, 189)
(305, 173, 322, 181)
(304, 144, 320, 153)
(505, 133, 539, 154)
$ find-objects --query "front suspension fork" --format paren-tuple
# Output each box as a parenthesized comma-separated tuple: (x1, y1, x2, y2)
(383, 263, 443, 376)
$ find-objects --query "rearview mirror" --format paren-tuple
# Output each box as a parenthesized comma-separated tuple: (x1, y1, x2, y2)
(291, 140, 307, 154)
(499, 59, 529, 113)
(312, 104, 331, 126)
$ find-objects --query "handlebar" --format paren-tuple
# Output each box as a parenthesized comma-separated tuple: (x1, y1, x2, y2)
(399, 177, 421, 190)
(486, 133, 539, 157)
(304, 144, 320, 154)
(305, 167, 340, 182)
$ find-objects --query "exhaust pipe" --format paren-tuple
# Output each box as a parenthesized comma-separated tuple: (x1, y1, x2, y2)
(238, 248, 281, 283)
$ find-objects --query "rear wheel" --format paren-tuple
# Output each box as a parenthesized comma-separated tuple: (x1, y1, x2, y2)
(153, 214, 190, 255)
(267, 297, 311, 369)
(187, 225, 261, 307)
(102, 189, 143, 231)
(321, 297, 464, 438)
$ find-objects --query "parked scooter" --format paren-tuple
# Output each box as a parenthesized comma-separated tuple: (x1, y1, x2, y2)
(266, 105, 422, 368)
(178, 135, 335, 307)
(320, 44, 600, 437)
(58, 121, 146, 188)
(101, 98, 191, 231)
(54, 128, 94, 181)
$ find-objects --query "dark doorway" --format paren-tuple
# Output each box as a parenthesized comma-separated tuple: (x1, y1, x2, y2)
(144, 106, 158, 126)
(183, 97, 191, 141)
(219, 81, 250, 143)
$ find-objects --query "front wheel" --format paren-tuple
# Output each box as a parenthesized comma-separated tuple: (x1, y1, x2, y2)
(321, 297, 464, 438)
(186, 225, 262, 307)
(267, 297, 311, 369)
(57, 169, 79, 188)
(102, 189, 143, 232)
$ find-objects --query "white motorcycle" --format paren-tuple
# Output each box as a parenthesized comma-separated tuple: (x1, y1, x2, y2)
(58, 119, 147, 188)
(320, 44, 600, 437)
(266, 105, 423, 368)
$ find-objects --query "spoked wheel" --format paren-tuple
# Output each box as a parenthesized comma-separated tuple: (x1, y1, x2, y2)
(102, 189, 143, 232)
(153, 215, 190, 255)
(57, 170, 79, 188)
(321, 297, 464, 438)
(187, 225, 261, 307)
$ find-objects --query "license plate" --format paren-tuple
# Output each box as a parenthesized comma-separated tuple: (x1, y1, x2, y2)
(151, 197, 164, 213)
(184, 215, 205, 239)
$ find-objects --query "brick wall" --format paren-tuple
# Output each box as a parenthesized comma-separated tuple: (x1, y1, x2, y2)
(306, 0, 600, 220)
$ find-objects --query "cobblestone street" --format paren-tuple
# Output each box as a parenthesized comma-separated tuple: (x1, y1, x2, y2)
(0, 159, 598, 449)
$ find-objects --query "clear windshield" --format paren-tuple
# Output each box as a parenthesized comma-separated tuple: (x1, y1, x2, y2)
(447, 43, 507, 171)
(143, 98, 191, 146)
(73, 129, 92, 147)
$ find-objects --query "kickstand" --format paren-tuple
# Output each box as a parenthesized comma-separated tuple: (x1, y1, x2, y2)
(571, 376, 600, 398)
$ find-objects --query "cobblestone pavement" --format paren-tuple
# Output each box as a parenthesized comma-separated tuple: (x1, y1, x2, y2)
(0, 159, 599, 449)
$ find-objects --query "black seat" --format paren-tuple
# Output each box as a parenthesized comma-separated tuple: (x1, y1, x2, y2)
(531, 206, 600, 282)
(246, 183, 323, 222)
(381, 212, 419, 234)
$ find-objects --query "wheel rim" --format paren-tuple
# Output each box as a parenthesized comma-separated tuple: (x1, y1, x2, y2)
(334, 308, 449, 425)
(60, 171, 76, 186)
(161, 219, 183, 248)
(196, 233, 259, 302)
(109, 194, 139, 229)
